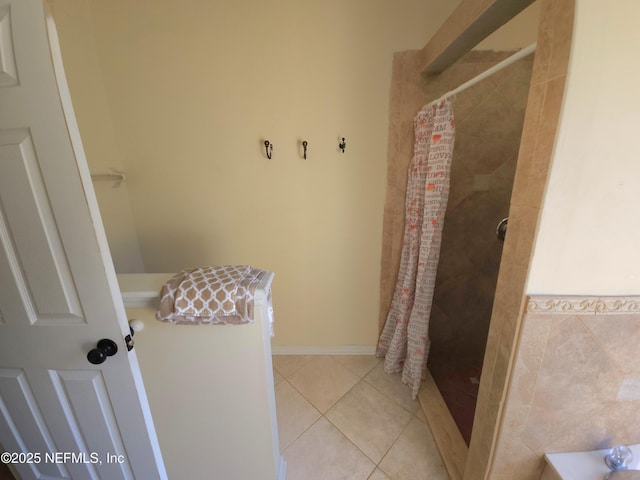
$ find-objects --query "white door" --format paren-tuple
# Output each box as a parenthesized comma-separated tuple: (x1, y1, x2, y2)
(0, 1, 167, 479)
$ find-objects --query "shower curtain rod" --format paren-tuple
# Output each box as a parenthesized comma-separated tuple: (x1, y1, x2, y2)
(429, 42, 537, 106)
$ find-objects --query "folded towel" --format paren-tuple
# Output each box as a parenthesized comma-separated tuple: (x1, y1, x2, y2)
(155, 265, 266, 325)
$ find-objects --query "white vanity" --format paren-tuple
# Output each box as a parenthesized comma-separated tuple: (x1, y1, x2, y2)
(117, 273, 285, 480)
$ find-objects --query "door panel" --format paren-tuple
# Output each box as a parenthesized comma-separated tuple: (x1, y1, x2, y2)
(0, 1, 166, 478)
(0, 369, 68, 479)
(0, 5, 18, 87)
(54, 370, 134, 480)
(0, 202, 30, 326)
(0, 129, 84, 325)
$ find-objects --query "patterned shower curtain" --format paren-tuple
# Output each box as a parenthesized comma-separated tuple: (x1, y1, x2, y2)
(377, 99, 455, 399)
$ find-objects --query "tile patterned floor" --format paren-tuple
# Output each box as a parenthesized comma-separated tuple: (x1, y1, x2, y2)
(272, 355, 449, 480)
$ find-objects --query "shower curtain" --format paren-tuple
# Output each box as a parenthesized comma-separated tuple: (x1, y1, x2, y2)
(377, 99, 455, 399)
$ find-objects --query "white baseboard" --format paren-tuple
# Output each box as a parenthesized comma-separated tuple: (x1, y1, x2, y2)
(271, 345, 377, 355)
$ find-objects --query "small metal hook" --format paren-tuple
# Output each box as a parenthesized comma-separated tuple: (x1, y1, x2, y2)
(264, 140, 273, 159)
(496, 217, 508, 241)
(302, 140, 308, 160)
(339, 137, 346, 153)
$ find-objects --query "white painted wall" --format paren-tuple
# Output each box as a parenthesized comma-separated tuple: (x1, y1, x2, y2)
(53, 0, 541, 349)
(527, 0, 640, 294)
(54, 0, 458, 349)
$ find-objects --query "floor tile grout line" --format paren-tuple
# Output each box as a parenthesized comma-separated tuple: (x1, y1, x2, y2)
(329, 355, 382, 379)
(361, 374, 419, 417)
(272, 355, 314, 379)
(280, 404, 379, 477)
(322, 378, 360, 416)
(274, 355, 445, 479)
(275, 379, 322, 453)
(276, 356, 420, 428)
(311, 377, 416, 471)
(374, 412, 417, 473)
(321, 413, 380, 472)
(280, 413, 326, 456)
(278, 375, 400, 471)
(277, 399, 446, 479)
(278, 378, 323, 418)
(297, 411, 435, 480)
(280, 357, 364, 415)
(330, 407, 412, 478)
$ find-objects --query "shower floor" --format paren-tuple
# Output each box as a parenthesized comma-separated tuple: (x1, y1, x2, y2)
(429, 363, 482, 445)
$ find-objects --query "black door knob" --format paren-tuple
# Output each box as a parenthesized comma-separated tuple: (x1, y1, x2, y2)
(87, 339, 118, 365)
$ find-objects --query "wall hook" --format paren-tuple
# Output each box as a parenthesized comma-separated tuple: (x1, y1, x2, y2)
(264, 140, 273, 159)
(302, 140, 308, 159)
(339, 137, 346, 153)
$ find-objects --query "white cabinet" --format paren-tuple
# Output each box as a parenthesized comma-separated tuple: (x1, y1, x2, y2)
(118, 273, 285, 480)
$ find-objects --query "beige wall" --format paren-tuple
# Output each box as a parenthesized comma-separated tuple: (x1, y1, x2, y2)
(53, 0, 462, 348)
(52, 0, 144, 273)
(527, 0, 640, 295)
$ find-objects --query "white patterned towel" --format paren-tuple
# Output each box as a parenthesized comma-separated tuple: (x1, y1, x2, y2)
(155, 266, 266, 325)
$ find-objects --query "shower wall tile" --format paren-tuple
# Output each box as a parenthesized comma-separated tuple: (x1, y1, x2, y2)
(533, 75, 566, 170)
(523, 315, 622, 452)
(512, 73, 565, 213)
(458, 81, 529, 143)
(381, 50, 532, 338)
(453, 134, 522, 177)
(490, 341, 511, 407)
(518, 79, 546, 152)
(422, 53, 511, 120)
(461, 50, 513, 65)
(381, 0, 580, 480)
(509, 314, 552, 406)
(379, 50, 429, 330)
(450, 78, 501, 123)
(488, 301, 640, 480)
(477, 407, 499, 463)
(468, 2, 576, 476)
(530, 0, 574, 85)
(546, 0, 575, 80)
(514, 205, 540, 267)
(493, 262, 528, 314)
(581, 314, 640, 376)
(511, 81, 545, 207)
(461, 1, 577, 478)
(530, 3, 553, 85)
(492, 418, 538, 478)
(521, 165, 549, 211)
(425, 52, 534, 453)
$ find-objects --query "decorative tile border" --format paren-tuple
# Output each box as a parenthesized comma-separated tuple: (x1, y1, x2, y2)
(526, 296, 640, 315)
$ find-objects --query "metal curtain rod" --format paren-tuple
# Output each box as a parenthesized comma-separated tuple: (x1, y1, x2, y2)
(430, 43, 537, 106)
